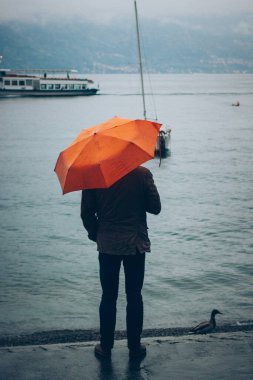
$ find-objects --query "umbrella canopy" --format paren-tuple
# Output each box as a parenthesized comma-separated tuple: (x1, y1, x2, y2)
(54, 116, 161, 194)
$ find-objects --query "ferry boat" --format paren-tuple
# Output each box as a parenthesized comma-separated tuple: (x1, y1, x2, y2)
(0, 69, 99, 97)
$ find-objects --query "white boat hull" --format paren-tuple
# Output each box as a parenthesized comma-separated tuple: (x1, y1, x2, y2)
(0, 88, 98, 97)
(155, 126, 171, 158)
(0, 69, 99, 98)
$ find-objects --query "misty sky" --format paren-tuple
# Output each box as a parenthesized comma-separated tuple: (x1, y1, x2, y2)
(1, 0, 253, 23)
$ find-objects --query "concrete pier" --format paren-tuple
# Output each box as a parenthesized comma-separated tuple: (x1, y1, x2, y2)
(1, 331, 253, 379)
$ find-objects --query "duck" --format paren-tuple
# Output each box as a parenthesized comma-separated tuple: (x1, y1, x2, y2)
(190, 309, 223, 334)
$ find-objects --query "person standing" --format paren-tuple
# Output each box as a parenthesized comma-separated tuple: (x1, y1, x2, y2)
(81, 166, 161, 358)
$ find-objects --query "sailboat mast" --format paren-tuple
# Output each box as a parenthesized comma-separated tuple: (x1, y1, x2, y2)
(134, 0, 147, 120)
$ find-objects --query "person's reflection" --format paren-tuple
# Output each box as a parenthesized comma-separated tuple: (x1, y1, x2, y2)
(125, 356, 147, 380)
(97, 357, 115, 380)
(97, 355, 146, 380)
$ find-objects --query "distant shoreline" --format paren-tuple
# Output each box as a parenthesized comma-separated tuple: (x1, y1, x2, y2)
(1, 322, 253, 348)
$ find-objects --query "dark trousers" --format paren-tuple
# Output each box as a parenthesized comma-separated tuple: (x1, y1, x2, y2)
(98, 252, 145, 350)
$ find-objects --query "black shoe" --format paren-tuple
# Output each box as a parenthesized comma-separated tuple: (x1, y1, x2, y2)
(129, 344, 146, 358)
(94, 344, 111, 358)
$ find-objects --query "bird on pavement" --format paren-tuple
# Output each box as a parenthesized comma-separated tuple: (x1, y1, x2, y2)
(190, 309, 223, 334)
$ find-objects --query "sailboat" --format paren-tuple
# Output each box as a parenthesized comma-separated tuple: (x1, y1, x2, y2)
(134, 0, 171, 159)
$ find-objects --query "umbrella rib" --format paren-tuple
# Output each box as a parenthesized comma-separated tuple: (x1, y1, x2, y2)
(61, 136, 93, 168)
(99, 121, 160, 150)
(99, 140, 154, 168)
(69, 135, 112, 188)
(97, 162, 109, 188)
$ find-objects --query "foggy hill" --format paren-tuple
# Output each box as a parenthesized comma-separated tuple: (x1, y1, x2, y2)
(0, 15, 253, 73)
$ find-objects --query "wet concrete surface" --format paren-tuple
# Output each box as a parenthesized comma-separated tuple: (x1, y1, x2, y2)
(1, 323, 253, 347)
(0, 331, 253, 379)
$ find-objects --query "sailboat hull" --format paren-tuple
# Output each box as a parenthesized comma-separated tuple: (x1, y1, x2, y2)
(155, 127, 171, 158)
(134, 1, 172, 159)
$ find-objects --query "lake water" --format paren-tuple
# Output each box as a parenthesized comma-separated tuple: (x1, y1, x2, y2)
(0, 74, 253, 336)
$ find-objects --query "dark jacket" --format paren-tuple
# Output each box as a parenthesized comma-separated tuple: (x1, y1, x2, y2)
(81, 166, 161, 255)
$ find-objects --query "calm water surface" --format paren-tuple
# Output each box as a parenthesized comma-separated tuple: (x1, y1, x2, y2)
(0, 74, 253, 335)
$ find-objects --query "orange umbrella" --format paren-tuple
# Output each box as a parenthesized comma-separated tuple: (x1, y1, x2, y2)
(54, 116, 161, 194)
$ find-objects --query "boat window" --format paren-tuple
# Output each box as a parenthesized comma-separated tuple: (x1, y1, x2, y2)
(69, 84, 74, 89)
(26, 80, 33, 86)
(4, 80, 10, 85)
(82, 84, 87, 89)
(55, 84, 61, 90)
(47, 84, 54, 90)
(12, 80, 18, 86)
(40, 84, 47, 90)
(19, 80, 25, 86)
(75, 85, 82, 90)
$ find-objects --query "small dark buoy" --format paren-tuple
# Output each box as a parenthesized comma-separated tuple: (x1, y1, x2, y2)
(190, 309, 223, 334)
